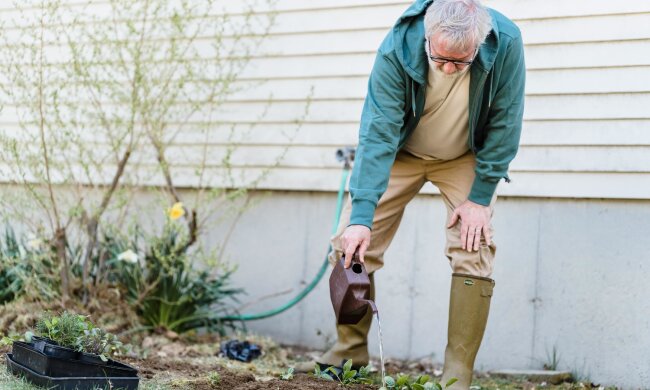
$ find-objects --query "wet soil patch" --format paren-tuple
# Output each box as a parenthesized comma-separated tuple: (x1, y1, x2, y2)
(185, 374, 375, 390)
(233, 374, 376, 389)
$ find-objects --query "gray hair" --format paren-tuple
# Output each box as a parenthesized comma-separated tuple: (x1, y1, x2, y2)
(424, 0, 492, 53)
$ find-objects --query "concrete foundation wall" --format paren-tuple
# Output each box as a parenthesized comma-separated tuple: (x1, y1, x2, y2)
(213, 190, 650, 389)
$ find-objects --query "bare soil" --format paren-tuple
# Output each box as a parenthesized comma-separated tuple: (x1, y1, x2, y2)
(122, 355, 375, 389)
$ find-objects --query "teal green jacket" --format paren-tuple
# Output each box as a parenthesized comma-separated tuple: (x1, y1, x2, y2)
(349, 0, 526, 228)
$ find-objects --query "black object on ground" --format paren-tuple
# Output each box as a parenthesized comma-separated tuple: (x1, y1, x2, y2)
(12, 341, 138, 378)
(6, 354, 139, 390)
(6, 338, 139, 389)
(31, 336, 80, 361)
(220, 339, 262, 362)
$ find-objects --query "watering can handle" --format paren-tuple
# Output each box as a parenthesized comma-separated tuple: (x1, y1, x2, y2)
(341, 249, 361, 264)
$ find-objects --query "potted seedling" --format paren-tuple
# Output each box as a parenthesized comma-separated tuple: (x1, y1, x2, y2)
(5, 311, 139, 390)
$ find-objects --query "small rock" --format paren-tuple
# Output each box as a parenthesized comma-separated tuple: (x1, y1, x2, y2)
(488, 369, 572, 385)
(165, 330, 179, 340)
(142, 336, 156, 349)
(160, 342, 186, 357)
(142, 335, 168, 349)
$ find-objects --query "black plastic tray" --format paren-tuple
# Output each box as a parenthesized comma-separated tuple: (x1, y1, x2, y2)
(31, 336, 80, 360)
(12, 342, 138, 378)
(6, 353, 140, 390)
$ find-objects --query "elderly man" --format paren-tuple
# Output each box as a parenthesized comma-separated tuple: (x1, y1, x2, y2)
(300, 0, 525, 387)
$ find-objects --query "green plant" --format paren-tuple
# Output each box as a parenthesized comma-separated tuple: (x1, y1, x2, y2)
(569, 358, 590, 384)
(79, 327, 123, 359)
(207, 371, 221, 387)
(279, 367, 295, 381)
(544, 344, 561, 370)
(381, 374, 458, 390)
(0, 331, 33, 347)
(0, 227, 24, 304)
(35, 311, 89, 349)
(0, 226, 58, 304)
(314, 359, 373, 385)
(313, 363, 334, 382)
(104, 223, 243, 334)
(34, 311, 122, 361)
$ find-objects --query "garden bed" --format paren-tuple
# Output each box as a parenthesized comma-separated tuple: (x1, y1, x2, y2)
(127, 355, 375, 390)
(1, 346, 615, 390)
(0, 314, 612, 390)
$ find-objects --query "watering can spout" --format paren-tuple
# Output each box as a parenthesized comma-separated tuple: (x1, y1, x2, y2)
(365, 299, 378, 314)
(329, 252, 376, 324)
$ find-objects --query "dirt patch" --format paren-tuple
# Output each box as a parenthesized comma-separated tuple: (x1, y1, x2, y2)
(122, 355, 262, 388)
(178, 370, 257, 390)
(178, 373, 375, 390)
(120, 355, 377, 389)
(233, 374, 375, 389)
(122, 356, 208, 379)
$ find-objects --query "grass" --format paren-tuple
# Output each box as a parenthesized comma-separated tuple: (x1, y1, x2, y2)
(0, 369, 37, 390)
(0, 369, 173, 390)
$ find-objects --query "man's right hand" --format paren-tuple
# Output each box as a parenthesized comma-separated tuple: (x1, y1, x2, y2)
(340, 225, 371, 268)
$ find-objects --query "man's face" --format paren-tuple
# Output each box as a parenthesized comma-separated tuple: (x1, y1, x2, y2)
(427, 33, 477, 75)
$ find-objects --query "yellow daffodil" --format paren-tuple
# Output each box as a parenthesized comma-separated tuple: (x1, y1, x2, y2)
(168, 202, 185, 220)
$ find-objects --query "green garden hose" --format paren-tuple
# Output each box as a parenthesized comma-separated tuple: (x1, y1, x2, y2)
(218, 161, 351, 322)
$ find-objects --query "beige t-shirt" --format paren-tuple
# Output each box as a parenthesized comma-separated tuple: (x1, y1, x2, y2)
(402, 65, 471, 160)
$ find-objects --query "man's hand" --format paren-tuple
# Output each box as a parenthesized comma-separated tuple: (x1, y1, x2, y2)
(340, 225, 371, 268)
(447, 200, 492, 252)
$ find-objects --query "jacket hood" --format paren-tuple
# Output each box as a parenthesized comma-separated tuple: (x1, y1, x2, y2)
(392, 0, 500, 84)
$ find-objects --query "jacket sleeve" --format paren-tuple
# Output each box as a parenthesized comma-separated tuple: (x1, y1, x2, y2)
(468, 34, 526, 206)
(348, 51, 406, 228)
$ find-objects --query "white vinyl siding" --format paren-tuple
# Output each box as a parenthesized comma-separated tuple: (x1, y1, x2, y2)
(1, 0, 649, 199)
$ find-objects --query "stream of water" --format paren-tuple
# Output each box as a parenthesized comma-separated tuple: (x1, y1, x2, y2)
(374, 312, 386, 388)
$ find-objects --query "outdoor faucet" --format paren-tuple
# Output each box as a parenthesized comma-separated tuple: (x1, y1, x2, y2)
(335, 147, 356, 169)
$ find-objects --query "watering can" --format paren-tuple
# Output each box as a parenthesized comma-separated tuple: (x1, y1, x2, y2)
(329, 251, 377, 324)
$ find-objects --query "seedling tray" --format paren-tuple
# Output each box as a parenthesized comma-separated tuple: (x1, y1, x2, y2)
(12, 342, 138, 378)
(30, 337, 80, 360)
(6, 353, 140, 390)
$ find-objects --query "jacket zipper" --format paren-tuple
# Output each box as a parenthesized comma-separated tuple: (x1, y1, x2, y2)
(411, 79, 417, 117)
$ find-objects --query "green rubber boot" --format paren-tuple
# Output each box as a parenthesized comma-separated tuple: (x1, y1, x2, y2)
(441, 273, 495, 389)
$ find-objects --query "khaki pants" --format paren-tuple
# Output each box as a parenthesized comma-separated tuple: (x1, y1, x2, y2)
(320, 150, 497, 366)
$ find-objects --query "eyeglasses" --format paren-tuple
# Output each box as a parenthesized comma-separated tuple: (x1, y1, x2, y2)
(427, 38, 478, 68)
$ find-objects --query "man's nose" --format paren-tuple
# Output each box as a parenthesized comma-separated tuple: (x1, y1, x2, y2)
(442, 62, 456, 74)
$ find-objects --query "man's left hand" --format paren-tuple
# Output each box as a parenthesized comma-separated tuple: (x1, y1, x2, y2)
(447, 200, 492, 252)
